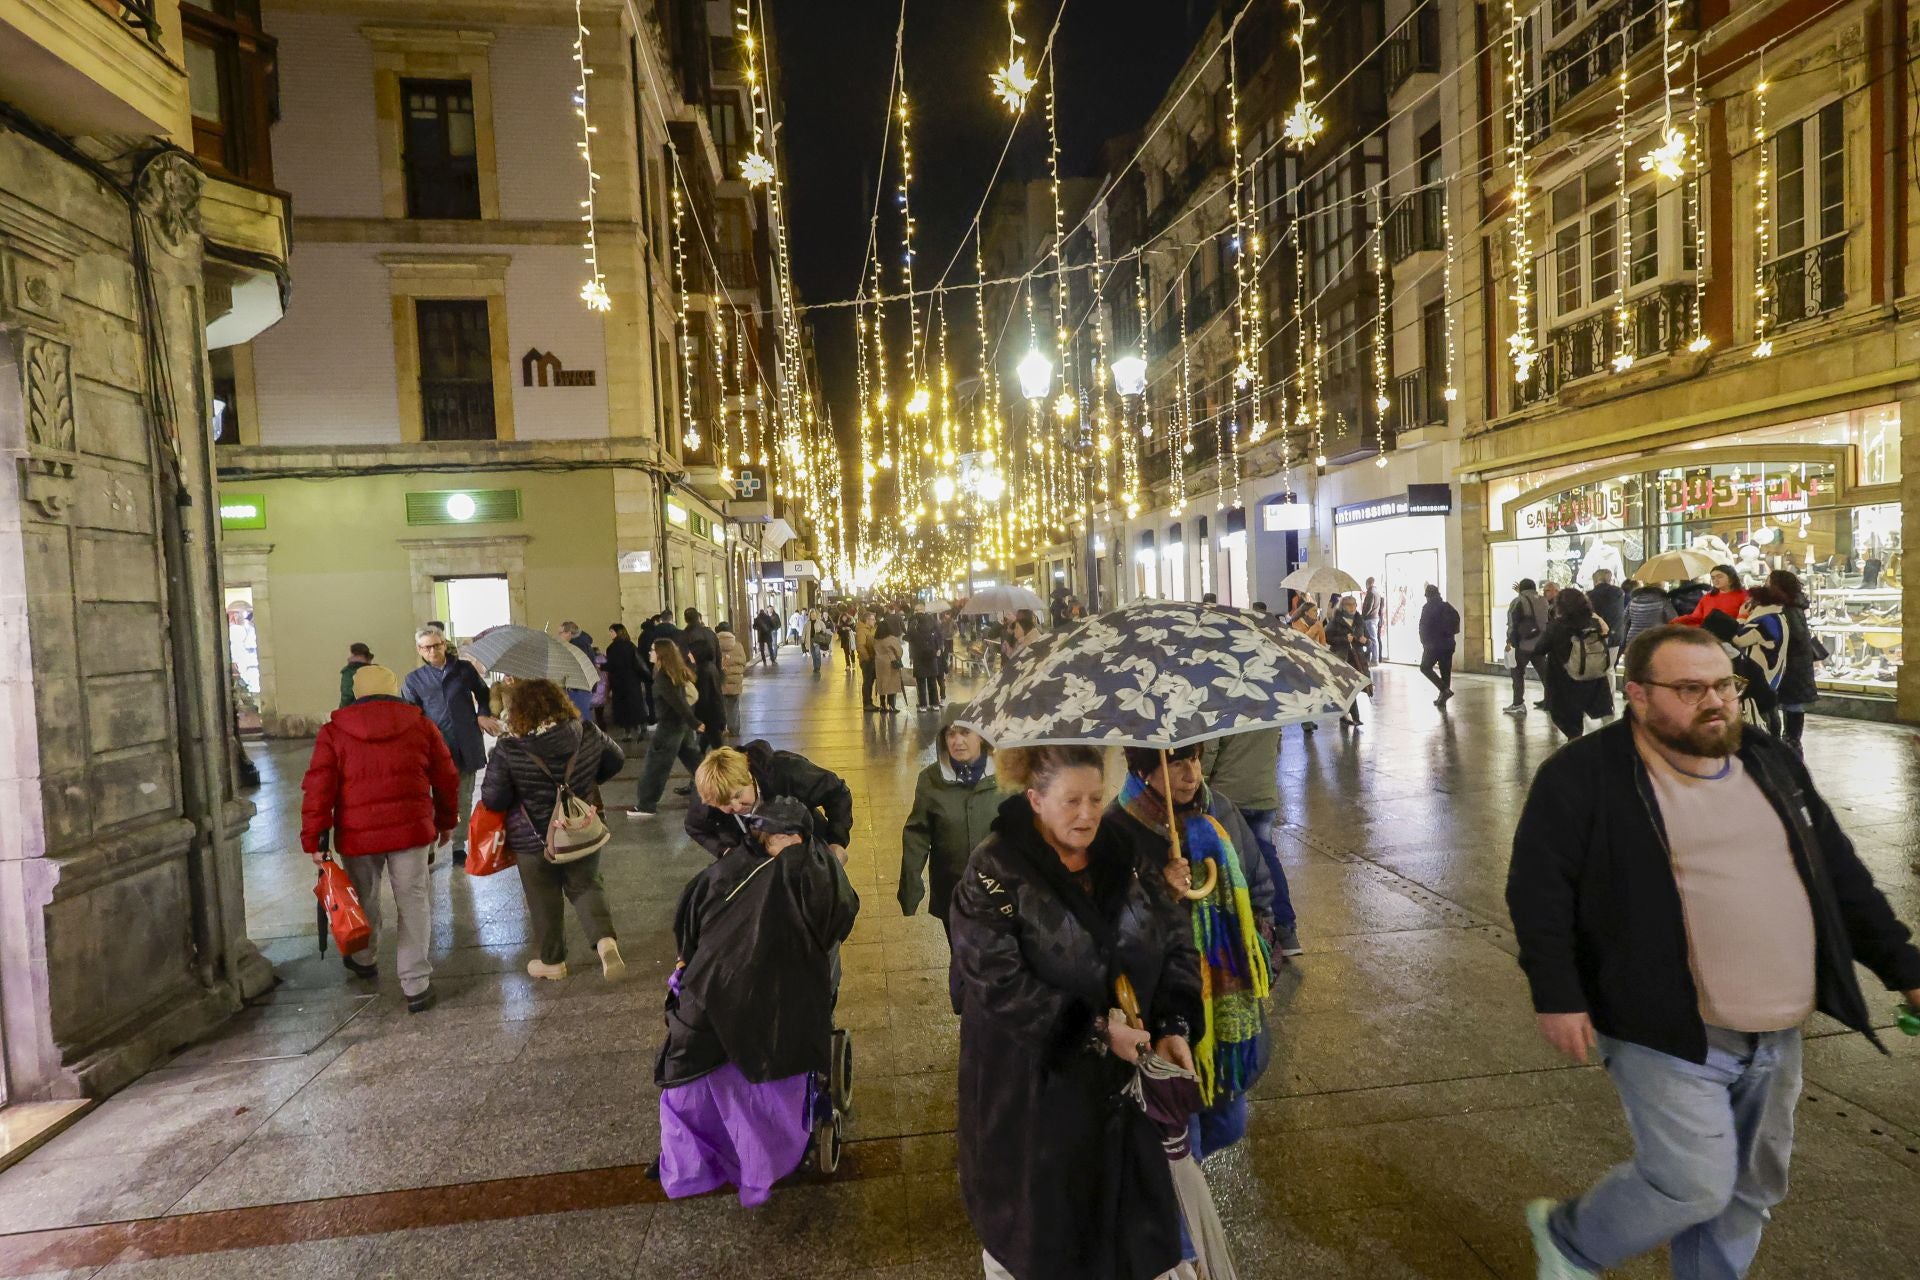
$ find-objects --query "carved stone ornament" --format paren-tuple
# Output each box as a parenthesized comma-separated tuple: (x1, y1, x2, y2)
(24, 335, 75, 454)
(136, 152, 204, 255)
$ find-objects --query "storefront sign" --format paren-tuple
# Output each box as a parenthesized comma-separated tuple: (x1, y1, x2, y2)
(1521, 470, 1828, 534)
(1333, 485, 1452, 527)
(1262, 497, 1310, 531)
(758, 560, 820, 581)
(618, 550, 653, 573)
(520, 348, 596, 387)
(220, 494, 266, 530)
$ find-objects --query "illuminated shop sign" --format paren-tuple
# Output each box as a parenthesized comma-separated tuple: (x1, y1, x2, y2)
(1333, 484, 1452, 527)
(1520, 468, 1831, 535)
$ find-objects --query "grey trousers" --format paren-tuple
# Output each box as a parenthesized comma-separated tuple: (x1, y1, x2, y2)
(343, 844, 433, 997)
(452, 771, 476, 852)
(515, 850, 616, 965)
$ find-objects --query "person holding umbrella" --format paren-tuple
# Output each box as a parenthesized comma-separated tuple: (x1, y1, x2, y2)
(402, 626, 501, 865)
(950, 744, 1202, 1280)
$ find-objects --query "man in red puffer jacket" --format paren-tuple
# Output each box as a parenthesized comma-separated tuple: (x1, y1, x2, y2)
(302, 664, 458, 1013)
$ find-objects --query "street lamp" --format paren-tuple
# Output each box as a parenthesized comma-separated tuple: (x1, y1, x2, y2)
(1109, 354, 1147, 398)
(1017, 349, 1053, 401)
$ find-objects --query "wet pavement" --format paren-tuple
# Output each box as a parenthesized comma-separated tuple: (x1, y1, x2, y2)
(1, 654, 1917, 1278)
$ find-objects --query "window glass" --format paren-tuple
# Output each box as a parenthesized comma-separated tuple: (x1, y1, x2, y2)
(1817, 101, 1844, 240)
(1630, 193, 1659, 284)
(186, 40, 224, 121)
(1588, 208, 1616, 302)
(1775, 118, 1806, 254)
(1555, 223, 1582, 314)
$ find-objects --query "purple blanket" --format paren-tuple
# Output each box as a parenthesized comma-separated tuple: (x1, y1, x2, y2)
(657, 1063, 811, 1206)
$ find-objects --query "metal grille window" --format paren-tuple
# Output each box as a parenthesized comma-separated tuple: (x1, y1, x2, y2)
(1768, 101, 1846, 325)
(405, 489, 522, 525)
(402, 78, 481, 220)
(416, 299, 496, 441)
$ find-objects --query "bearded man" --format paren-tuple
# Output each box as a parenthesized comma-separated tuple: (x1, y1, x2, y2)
(1506, 623, 1920, 1280)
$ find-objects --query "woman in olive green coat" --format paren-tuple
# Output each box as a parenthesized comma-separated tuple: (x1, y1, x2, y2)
(898, 709, 999, 931)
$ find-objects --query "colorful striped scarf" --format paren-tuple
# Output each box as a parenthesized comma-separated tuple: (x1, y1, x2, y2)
(1119, 773, 1272, 1106)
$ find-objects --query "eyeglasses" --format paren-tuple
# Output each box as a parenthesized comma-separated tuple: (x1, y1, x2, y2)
(417, 642, 446, 653)
(1638, 676, 1747, 705)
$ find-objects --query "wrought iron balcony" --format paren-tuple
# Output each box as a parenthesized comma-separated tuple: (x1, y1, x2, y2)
(1764, 237, 1846, 328)
(1387, 189, 1444, 264)
(420, 380, 498, 442)
(1543, 283, 1697, 387)
(103, 0, 163, 46)
(1395, 368, 1448, 431)
(1512, 346, 1560, 409)
(716, 249, 757, 291)
(1543, 0, 1694, 130)
(1385, 4, 1441, 97)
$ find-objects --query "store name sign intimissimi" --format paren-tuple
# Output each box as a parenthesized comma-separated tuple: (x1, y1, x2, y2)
(1334, 485, 1452, 527)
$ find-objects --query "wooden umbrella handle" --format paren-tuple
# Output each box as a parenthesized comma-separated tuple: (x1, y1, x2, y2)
(1160, 748, 1216, 900)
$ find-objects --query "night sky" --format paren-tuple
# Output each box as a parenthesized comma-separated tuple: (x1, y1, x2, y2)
(768, 0, 1212, 442)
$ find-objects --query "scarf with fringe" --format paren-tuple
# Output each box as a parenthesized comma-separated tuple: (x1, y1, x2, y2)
(1119, 773, 1271, 1106)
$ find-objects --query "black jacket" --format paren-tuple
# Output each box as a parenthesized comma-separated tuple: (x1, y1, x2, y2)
(683, 739, 855, 857)
(1621, 587, 1678, 648)
(1417, 598, 1460, 652)
(1587, 581, 1626, 639)
(1506, 716, 1920, 1063)
(951, 795, 1203, 1280)
(652, 674, 698, 731)
(1103, 787, 1276, 937)
(481, 720, 624, 854)
(656, 836, 859, 1087)
(1777, 602, 1820, 706)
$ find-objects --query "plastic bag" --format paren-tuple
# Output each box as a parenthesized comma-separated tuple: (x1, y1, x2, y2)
(465, 804, 516, 876)
(315, 860, 372, 955)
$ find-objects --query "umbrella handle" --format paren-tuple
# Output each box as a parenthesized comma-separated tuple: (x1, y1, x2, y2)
(1183, 859, 1219, 901)
(1158, 749, 1215, 900)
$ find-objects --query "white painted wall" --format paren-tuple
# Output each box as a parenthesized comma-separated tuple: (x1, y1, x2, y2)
(492, 25, 588, 222)
(252, 243, 400, 444)
(508, 245, 611, 439)
(265, 9, 383, 218)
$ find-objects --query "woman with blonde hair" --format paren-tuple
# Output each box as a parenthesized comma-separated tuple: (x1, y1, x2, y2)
(626, 639, 705, 818)
(479, 678, 626, 980)
(951, 744, 1201, 1280)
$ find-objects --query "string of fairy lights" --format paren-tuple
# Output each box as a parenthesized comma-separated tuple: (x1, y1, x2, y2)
(558, 0, 1844, 597)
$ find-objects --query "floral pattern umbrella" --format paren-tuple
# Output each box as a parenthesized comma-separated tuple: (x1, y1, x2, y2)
(951, 600, 1367, 749)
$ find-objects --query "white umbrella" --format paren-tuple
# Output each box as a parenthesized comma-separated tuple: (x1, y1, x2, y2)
(1635, 548, 1718, 583)
(923, 597, 955, 612)
(957, 584, 1047, 617)
(1280, 565, 1362, 596)
(462, 625, 598, 690)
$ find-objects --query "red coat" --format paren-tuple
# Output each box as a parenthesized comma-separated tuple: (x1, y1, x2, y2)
(1676, 587, 1748, 628)
(301, 697, 459, 856)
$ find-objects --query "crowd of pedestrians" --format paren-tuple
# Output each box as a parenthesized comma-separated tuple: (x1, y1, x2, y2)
(287, 575, 1918, 1280)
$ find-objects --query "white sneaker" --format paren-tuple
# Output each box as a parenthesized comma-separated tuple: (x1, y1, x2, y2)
(527, 959, 569, 980)
(598, 937, 626, 982)
(1525, 1200, 1597, 1279)
(624, 807, 655, 820)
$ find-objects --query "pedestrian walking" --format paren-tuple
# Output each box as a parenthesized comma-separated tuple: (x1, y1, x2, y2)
(338, 641, 374, 709)
(1503, 579, 1552, 714)
(950, 745, 1202, 1280)
(1107, 745, 1273, 1163)
(687, 635, 726, 755)
(1359, 576, 1383, 661)
(855, 610, 878, 711)
(1540, 586, 1614, 739)
(681, 608, 720, 667)
(806, 611, 833, 674)
(655, 796, 858, 1206)
(908, 608, 940, 709)
(603, 623, 648, 739)
(685, 741, 854, 861)
(300, 664, 458, 1013)
(1290, 601, 1329, 735)
(1770, 570, 1818, 753)
(1417, 584, 1460, 705)
(1727, 583, 1789, 738)
(401, 626, 501, 864)
(1586, 569, 1626, 662)
(898, 708, 998, 941)
(838, 612, 856, 668)
(479, 678, 626, 982)
(1620, 577, 1677, 650)
(872, 619, 905, 713)
(1507, 624, 1920, 1280)
(716, 623, 747, 736)
(752, 607, 778, 665)
(1324, 595, 1369, 727)
(626, 640, 705, 819)
(1202, 727, 1302, 957)
(1674, 564, 1748, 628)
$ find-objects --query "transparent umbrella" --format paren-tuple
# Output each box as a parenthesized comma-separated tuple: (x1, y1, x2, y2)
(462, 625, 597, 690)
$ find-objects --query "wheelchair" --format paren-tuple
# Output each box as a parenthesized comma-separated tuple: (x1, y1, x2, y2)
(804, 1027, 856, 1174)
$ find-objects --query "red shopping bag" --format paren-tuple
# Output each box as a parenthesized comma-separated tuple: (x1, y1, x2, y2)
(315, 860, 372, 955)
(465, 805, 515, 877)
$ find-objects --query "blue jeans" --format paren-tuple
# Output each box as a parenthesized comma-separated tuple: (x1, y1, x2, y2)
(1187, 1091, 1249, 1162)
(1237, 808, 1296, 929)
(1552, 1026, 1802, 1280)
(633, 723, 702, 810)
(809, 644, 824, 673)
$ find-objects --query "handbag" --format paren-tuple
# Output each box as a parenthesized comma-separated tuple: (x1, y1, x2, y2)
(315, 858, 372, 955)
(465, 804, 515, 876)
(521, 730, 611, 864)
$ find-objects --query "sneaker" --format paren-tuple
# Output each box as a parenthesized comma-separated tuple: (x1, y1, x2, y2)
(343, 956, 378, 980)
(598, 937, 626, 982)
(527, 959, 569, 980)
(1525, 1200, 1597, 1279)
(1533, 699, 1549, 709)
(1503, 703, 1527, 714)
(674, 785, 692, 796)
(406, 986, 437, 1014)
(1274, 925, 1304, 958)
(624, 807, 655, 819)
(1434, 696, 1448, 708)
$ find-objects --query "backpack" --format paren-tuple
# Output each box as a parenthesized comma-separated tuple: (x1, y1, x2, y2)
(520, 729, 610, 863)
(1566, 623, 1611, 682)
(1511, 595, 1544, 649)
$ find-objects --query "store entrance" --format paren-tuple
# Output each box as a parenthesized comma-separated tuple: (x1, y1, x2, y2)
(434, 575, 512, 642)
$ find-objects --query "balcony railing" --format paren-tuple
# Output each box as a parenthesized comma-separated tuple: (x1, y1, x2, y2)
(1764, 237, 1846, 328)
(99, 0, 163, 46)
(1395, 368, 1447, 430)
(1513, 346, 1560, 409)
(421, 380, 497, 442)
(1543, 0, 1693, 128)
(1385, 4, 1441, 96)
(716, 249, 757, 291)
(1387, 189, 1444, 264)
(1540, 282, 1696, 389)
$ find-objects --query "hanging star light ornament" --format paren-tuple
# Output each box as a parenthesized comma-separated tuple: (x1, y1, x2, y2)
(991, 1, 1037, 112)
(1639, 0, 1691, 182)
(1282, 1, 1323, 149)
(572, 0, 609, 312)
(739, 150, 775, 188)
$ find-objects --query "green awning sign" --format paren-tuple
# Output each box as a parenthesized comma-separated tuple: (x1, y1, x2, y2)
(220, 495, 266, 530)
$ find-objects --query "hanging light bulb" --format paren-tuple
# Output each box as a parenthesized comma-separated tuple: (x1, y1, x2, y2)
(1109, 354, 1147, 398)
(905, 387, 931, 416)
(932, 474, 957, 504)
(1053, 391, 1077, 420)
(1017, 349, 1053, 401)
(978, 470, 1006, 502)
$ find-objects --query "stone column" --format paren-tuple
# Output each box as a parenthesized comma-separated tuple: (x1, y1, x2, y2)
(1899, 390, 1920, 725)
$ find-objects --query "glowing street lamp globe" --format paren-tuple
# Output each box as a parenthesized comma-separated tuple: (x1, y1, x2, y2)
(1017, 349, 1053, 401)
(977, 470, 1006, 503)
(932, 475, 957, 504)
(1109, 354, 1147, 398)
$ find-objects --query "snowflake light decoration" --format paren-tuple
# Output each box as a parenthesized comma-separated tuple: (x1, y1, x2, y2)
(991, 57, 1037, 112)
(739, 150, 774, 188)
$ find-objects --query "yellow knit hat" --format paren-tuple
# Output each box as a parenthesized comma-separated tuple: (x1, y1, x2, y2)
(351, 664, 401, 699)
